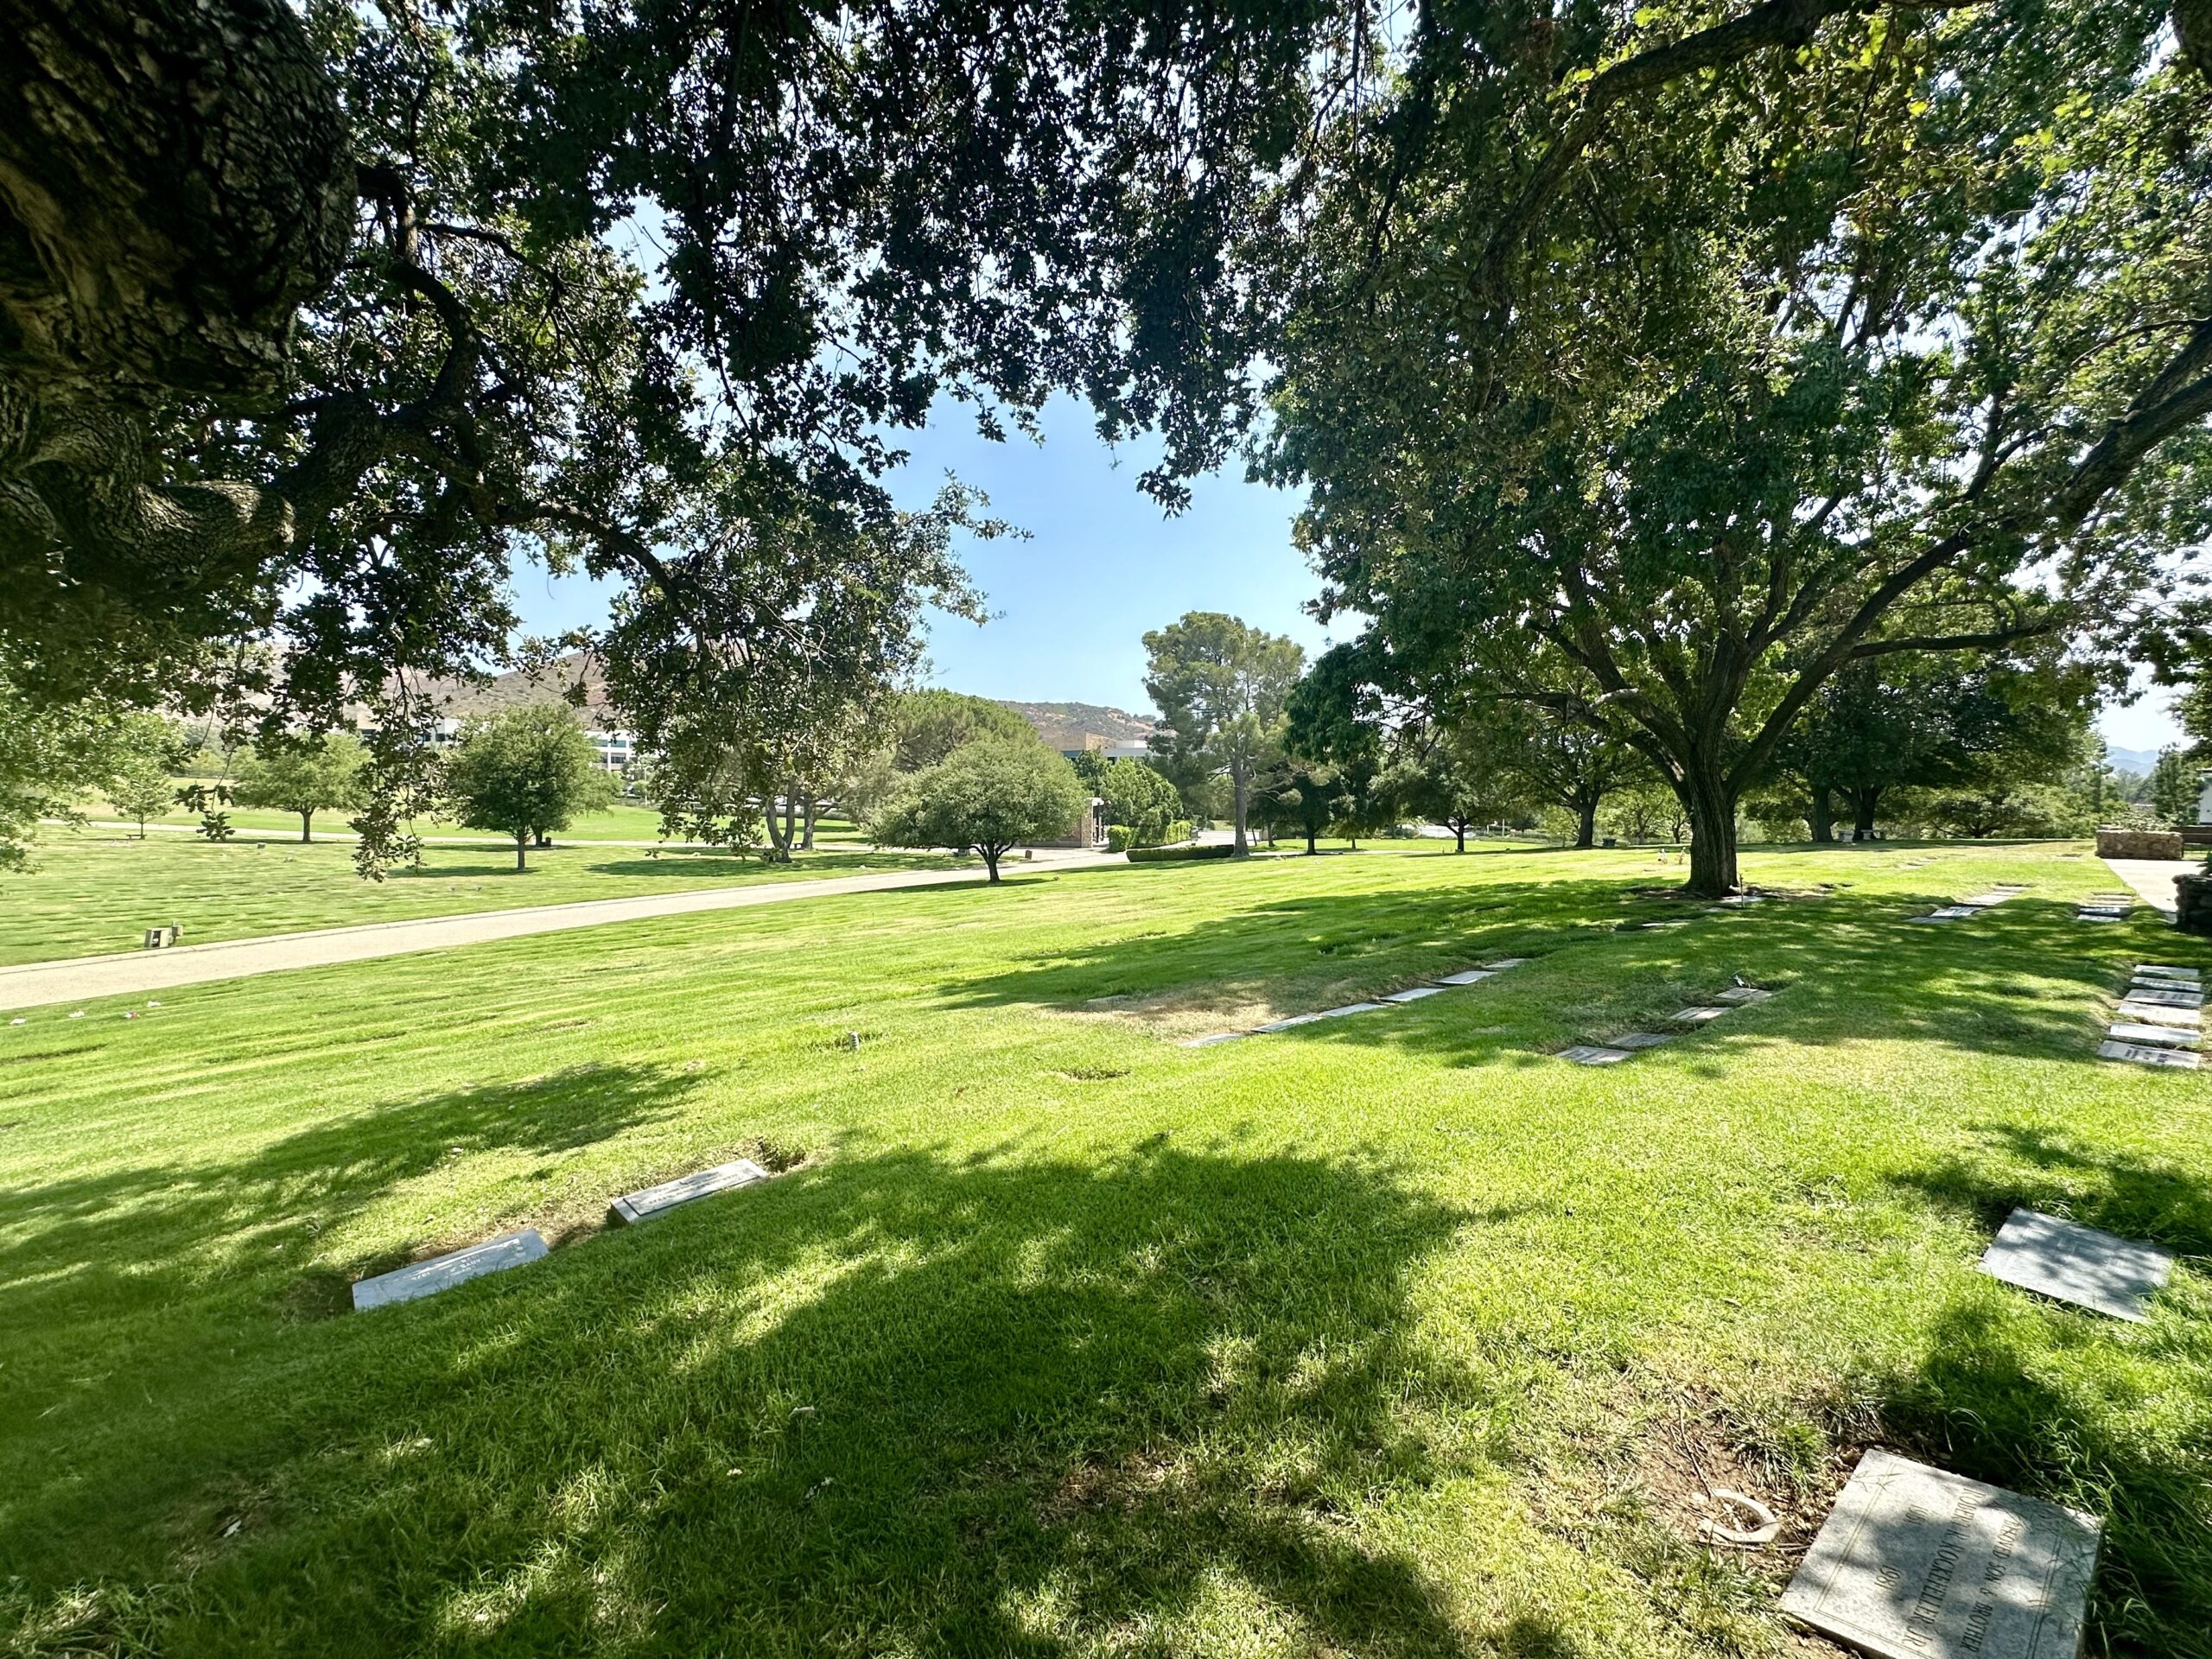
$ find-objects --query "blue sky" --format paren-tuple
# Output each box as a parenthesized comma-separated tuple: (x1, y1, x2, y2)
(509, 394, 1342, 716)
(507, 395, 2183, 753)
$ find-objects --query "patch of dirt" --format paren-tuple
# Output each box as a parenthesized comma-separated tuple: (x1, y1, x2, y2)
(1053, 1066, 1130, 1082)
(1560, 1377, 1880, 1571)
(1063, 989, 1290, 1040)
(1040, 1447, 1187, 1523)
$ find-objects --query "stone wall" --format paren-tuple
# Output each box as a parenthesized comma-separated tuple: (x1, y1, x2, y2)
(2097, 827, 2185, 860)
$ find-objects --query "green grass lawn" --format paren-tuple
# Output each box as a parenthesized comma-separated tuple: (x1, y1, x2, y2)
(0, 831, 969, 965)
(82, 791, 875, 846)
(3, 840, 2207, 1656)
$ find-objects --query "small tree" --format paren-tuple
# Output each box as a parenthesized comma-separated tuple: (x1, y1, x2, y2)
(1255, 759, 1346, 855)
(105, 714, 186, 837)
(1097, 758, 1179, 847)
(233, 733, 369, 842)
(873, 738, 1085, 883)
(444, 707, 601, 869)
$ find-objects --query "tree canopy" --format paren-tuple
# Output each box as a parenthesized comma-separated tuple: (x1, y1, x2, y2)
(1254, 0, 2212, 893)
(7, 0, 2211, 895)
(0, 0, 1338, 867)
(1777, 650, 2094, 839)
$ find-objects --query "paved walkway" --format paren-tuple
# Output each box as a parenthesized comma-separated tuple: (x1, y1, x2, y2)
(2103, 856, 2200, 918)
(0, 849, 1126, 1012)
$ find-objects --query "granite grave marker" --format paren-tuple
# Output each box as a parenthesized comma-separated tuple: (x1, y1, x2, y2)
(608, 1158, 772, 1225)
(1778, 1448, 2101, 1659)
(352, 1229, 548, 1311)
(1978, 1208, 2173, 1323)
(2099, 1039, 2202, 1069)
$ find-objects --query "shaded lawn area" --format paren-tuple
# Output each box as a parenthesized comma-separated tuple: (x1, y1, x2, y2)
(2, 840, 2208, 1656)
(0, 833, 973, 966)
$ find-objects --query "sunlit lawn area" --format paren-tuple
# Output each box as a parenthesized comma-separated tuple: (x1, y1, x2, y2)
(82, 791, 875, 846)
(3, 840, 2206, 1656)
(0, 832, 969, 966)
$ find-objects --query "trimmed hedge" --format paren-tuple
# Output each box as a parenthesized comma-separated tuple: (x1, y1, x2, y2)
(1126, 842, 1234, 862)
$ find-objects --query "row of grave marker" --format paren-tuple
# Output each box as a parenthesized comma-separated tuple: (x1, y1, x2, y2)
(2077, 889, 2139, 924)
(1559, 982, 1774, 1065)
(349, 1155, 776, 1311)
(2096, 960, 2202, 1070)
(1178, 957, 1533, 1048)
(1907, 880, 2028, 925)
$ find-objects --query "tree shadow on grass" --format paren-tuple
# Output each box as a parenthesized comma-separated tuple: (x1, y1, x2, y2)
(936, 874, 2178, 1068)
(0, 1142, 1586, 1657)
(0, 1062, 696, 1335)
(1877, 1128, 2212, 1656)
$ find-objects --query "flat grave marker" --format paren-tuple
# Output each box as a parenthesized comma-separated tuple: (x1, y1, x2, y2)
(1611, 1032, 1672, 1050)
(1316, 1001, 1388, 1019)
(1560, 1044, 1631, 1065)
(1778, 1448, 2101, 1659)
(1483, 957, 1529, 969)
(1255, 1011, 1329, 1032)
(1716, 986, 1774, 1004)
(353, 1229, 548, 1312)
(2113, 1001, 2200, 1029)
(1380, 987, 1444, 1003)
(2137, 963, 2200, 980)
(2076, 911, 2125, 923)
(609, 1158, 772, 1225)
(1180, 1032, 1246, 1048)
(2099, 1039, 2202, 1069)
(1979, 1208, 2173, 1323)
(1433, 969, 1496, 986)
(1672, 1007, 1731, 1024)
(2108, 1020, 2199, 1050)
(2120, 985, 2202, 1008)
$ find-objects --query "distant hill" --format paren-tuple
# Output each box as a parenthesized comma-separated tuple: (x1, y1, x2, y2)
(434, 652, 611, 720)
(2105, 744, 2163, 777)
(997, 699, 1159, 753)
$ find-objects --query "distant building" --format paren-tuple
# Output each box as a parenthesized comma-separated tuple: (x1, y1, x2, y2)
(401, 715, 633, 774)
(1058, 734, 1154, 765)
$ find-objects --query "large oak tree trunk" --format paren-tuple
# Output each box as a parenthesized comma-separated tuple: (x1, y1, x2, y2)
(1809, 787, 1834, 842)
(1573, 798, 1598, 849)
(1675, 761, 1739, 898)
